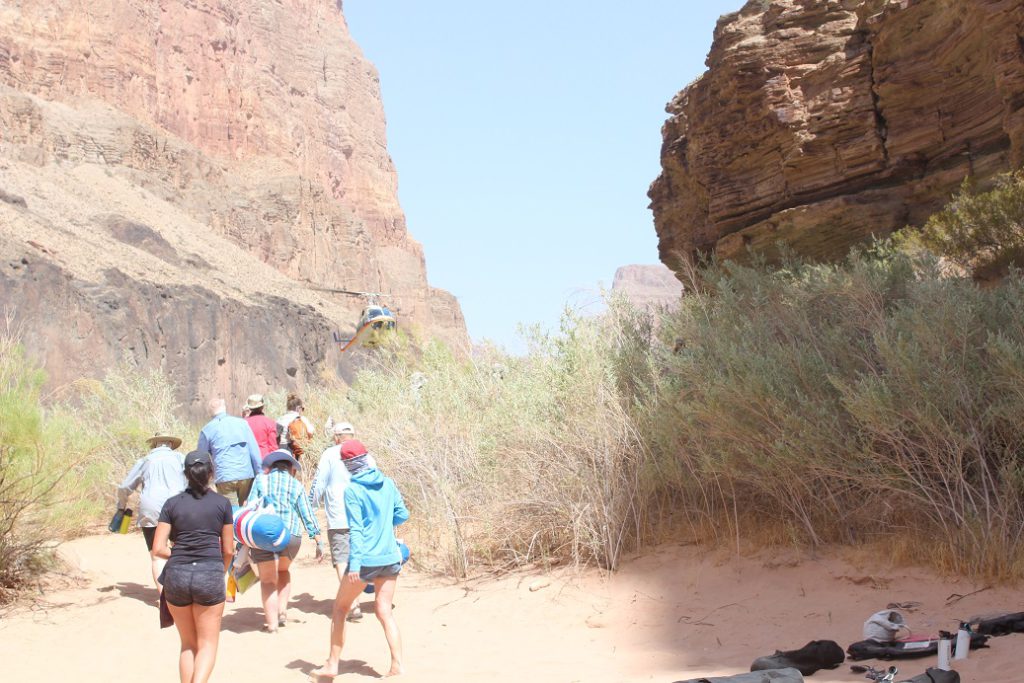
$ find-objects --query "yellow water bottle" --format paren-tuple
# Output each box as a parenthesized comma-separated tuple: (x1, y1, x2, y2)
(118, 508, 133, 534)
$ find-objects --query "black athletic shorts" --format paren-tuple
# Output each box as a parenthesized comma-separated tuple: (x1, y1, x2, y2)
(142, 526, 156, 551)
(162, 561, 225, 607)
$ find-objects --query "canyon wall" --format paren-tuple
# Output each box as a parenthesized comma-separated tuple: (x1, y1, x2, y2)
(611, 264, 683, 310)
(0, 1, 467, 413)
(650, 0, 1024, 269)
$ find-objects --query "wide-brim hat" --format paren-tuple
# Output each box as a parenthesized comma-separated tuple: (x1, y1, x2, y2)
(245, 393, 265, 410)
(147, 431, 182, 450)
(262, 449, 301, 471)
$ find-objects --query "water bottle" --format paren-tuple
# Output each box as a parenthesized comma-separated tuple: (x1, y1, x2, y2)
(954, 621, 971, 660)
(937, 631, 952, 670)
(108, 509, 125, 533)
(118, 508, 133, 534)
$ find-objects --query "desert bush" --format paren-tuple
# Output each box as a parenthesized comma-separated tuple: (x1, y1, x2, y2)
(0, 319, 189, 602)
(314, 313, 653, 575)
(905, 171, 1024, 279)
(647, 244, 1024, 578)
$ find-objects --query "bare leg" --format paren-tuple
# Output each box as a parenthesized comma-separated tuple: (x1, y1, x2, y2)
(258, 559, 279, 631)
(374, 576, 403, 676)
(277, 556, 293, 624)
(334, 563, 362, 620)
(313, 577, 366, 677)
(168, 602, 197, 683)
(191, 601, 225, 683)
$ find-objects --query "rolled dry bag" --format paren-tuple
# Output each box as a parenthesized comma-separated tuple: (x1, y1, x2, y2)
(233, 503, 291, 553)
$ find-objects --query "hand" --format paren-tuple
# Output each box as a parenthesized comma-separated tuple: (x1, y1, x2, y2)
(315, 541, 325, 563)
(345, 571, 361, 584)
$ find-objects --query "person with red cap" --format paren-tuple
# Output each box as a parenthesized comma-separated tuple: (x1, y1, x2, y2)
(313, 439, 409, 679)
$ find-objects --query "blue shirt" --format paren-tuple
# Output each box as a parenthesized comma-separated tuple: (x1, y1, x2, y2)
(344, 467, 409, 573)
(252, 471, 321, 538)
(196, 412, 262, 484)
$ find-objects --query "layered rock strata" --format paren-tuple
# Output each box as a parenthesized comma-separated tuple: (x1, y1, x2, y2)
(0, 1, 467, 412)
(650, 0, 1024, 269)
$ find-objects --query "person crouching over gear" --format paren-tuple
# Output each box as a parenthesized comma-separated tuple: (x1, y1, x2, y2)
(314, 439, 409, 678)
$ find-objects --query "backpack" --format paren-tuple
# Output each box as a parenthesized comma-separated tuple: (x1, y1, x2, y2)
(286, 416, 311, 459)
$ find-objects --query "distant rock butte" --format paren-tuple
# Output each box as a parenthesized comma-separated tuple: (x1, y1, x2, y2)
(0, 1, 467, 413)
(610, 265, 683, 309)
(649, 0, 1024, 270)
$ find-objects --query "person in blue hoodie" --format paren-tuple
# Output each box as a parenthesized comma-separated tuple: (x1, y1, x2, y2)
(313, 439, 409, 679)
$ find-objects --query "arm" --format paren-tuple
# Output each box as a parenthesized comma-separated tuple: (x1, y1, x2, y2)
(308, 454, 328, 509)
(392, 483, 409, 527)
(220, 498, 235, 570)
(245, 426, 261, 477)
(221, 525, 235, 571)
(344, 488, 365, 576)
(151, 522, 172, 560)
(116, 458, 145, 509)
(251, 474, 264, 501)
(293, 480, 321, 539)
(197, 428, 210, 455)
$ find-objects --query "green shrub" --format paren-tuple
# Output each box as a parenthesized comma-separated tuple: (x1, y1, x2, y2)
(647, 244, 1024, 578)
(906, 171, 1024, 279)
(0, 323, 188, 603)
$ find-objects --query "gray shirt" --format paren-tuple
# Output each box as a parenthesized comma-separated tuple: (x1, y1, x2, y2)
(116, 446, 187, 527)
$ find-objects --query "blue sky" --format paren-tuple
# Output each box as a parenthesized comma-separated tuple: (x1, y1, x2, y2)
(345, 1, 742, 349)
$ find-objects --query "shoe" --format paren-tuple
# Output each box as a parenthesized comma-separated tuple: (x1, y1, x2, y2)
(346, 606, 363, 622)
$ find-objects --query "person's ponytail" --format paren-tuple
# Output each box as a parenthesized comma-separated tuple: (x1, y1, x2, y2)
(185, 462, 211, 498)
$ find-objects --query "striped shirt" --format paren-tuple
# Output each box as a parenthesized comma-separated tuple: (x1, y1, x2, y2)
(251, 470, 321, 538)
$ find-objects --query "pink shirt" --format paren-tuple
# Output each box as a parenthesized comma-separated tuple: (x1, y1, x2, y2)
(245, 414, 279, 457)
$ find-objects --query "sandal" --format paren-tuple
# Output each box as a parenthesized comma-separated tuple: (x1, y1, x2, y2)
(278, 613, 287, 627)
(261, 624, 277, 633)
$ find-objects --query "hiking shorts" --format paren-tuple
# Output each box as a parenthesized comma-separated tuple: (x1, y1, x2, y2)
(215, 478, 254, 507)
(142, 526, 156, 551)
(359, 563, 402, 582)
(163, 561, 225, 607)
(250, 536, 302, 564)
(328, 529, 350, 568)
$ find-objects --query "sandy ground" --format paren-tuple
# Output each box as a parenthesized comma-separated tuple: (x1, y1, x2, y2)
(1, 534, 1021, 682)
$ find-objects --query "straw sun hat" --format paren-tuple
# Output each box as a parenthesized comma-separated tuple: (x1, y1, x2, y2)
(146, 431, 182, 450)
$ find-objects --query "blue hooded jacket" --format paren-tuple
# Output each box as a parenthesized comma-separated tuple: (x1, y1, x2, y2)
(343, 467, 409, 573)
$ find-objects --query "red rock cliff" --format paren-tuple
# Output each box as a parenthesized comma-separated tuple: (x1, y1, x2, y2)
(0, 1, 467, 412)
(650, 0, 1024, 269)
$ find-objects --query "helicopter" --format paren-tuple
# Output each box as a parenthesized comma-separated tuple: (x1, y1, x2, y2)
(310, 286, 399, 352)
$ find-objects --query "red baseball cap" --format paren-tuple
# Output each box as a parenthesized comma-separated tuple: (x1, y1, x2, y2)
(340, 439, 368, 460)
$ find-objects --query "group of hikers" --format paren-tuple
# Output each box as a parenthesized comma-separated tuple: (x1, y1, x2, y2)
(115, 393, 408, 682)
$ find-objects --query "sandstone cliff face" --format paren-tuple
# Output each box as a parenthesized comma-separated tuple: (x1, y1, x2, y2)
(610, 265, 683, 310)
(650, 0, 1024, 268)
(0, 1, 467, 412)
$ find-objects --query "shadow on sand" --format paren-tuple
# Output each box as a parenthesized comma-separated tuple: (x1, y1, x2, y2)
(288, 592, 381, 617)
(286, 658, 380, 679)
(102, 581, 158, 606)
